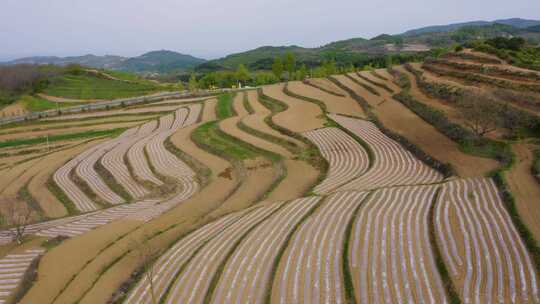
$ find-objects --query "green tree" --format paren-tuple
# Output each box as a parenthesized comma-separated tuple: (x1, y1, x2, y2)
(297, 64, 308, 80)
(283, 52, 296, 77)
(322, 60, 337, 75)
(235, 64, 251, 87)
(188, 74, 198, 92)
(272, 58, 284, 80)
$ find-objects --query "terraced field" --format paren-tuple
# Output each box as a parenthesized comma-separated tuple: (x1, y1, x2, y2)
(1, 62, 539, 304)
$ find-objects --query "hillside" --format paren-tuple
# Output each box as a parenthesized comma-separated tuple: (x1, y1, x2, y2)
(402, 17, 540, 36)
(1, 51, 540, 303)
(3, 54, 127, 69)
(1, 50, 206, 74)
(119, 50, 206, 73)
(203, 21, 540, 70)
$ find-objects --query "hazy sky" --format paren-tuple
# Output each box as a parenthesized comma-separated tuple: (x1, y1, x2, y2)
(1, 0, 538, 60)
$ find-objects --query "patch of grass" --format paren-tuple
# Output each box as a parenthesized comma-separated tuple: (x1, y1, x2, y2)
(533, 149, 540, 183)
(43, 74, 160, 100)
(46, 175, 80, 215)
(19, 95, 82, 112)
(387, 67, 411, 89)
(0, 128, 126, 149)
(9, 256, 42, 304)
(242, 91, 255, 114)
(192, 120, 280, 162)
(215, 92, 236, 120)
(41, 235, 69, 250)
(17, 179, 46, 221)
(164, 136, 211, 187)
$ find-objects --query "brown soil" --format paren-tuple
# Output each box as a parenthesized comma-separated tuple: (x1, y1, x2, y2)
(20, 220, 141, 304)
(0, 115, 156, 136)
(309, 78, 348, 95)
(202, 99, 217, 121)
(42, 105, 182, 121)
(243, 91, 305, 149)
(506, 143, 540, 241)
(37, 94, 102, 103)
(0, 101, 26, 117)
(334, 74, 499, 177)
(287, 81, 366, 117)
(0, 121, 142, 142)
(262, 84, 324, 133)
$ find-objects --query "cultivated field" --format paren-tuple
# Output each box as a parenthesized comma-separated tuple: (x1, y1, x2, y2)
(0, 52, 539, 304)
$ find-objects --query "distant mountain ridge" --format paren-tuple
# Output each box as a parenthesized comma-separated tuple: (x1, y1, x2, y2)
(1, 50, 206, 73)
(3, 17, 539, 74)
(402, 18, 540, 36)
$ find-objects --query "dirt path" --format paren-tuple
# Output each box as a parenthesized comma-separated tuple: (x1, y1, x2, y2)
(506, 143, 540, 241)
(202, 98, 217, 121)
(37, 94, 102, 103)
(334, 74, 499, 177)
(287, 81, 366, 117)
(262, 84, 325, 133)
(0, 101, 26, 117)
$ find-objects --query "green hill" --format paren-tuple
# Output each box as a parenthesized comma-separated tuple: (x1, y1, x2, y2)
(119, 50, 206, 73)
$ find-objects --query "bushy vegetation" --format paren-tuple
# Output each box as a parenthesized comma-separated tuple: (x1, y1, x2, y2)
(427, 57, 540, 81)
(533, 149, 540, 182)
(0, 64, 63, 107)
(405, 63, 540, 138)
(422, 62, 540, 93)
(393, 91, 513, 165)
(467, 37, 540, 70)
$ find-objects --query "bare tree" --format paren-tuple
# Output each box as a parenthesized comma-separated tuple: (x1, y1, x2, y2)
(5, 199, 33, 245)
(456, 92, 503, 136)
(130, 236, 160, 304)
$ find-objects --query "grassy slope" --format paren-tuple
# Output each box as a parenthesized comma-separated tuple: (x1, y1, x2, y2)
(43, 74, 160, 100)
